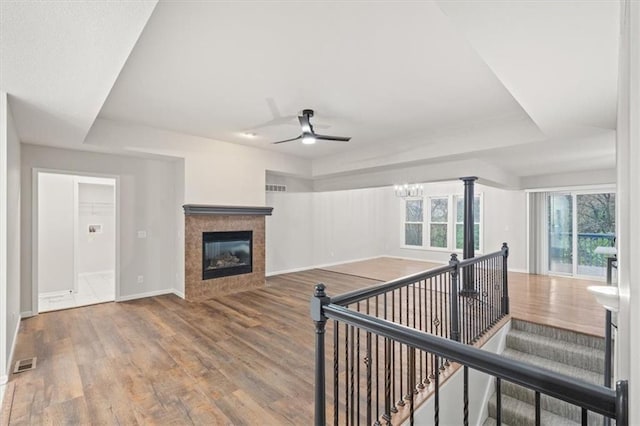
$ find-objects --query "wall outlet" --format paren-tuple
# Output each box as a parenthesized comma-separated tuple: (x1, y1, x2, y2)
(137, 275, 144, 284)
(137, 230, 147, 239)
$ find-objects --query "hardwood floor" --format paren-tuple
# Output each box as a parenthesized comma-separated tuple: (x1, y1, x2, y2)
(2, 259, 605, 425)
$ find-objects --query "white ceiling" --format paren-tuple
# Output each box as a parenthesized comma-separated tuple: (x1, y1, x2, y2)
(0, 0, 157, 148)
(0, 0, 619, 185)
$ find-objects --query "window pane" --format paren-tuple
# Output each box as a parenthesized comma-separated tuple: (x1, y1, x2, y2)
(455, 224, 480, 250)
(406, 199, 423, 222)
(456, 224, 463, 250)
(430, 224, 447, 248)
(405, 224, 423, 246)
(548, 194, 573, 274)
(430, 198, 448, 223)
(576, 193, 616, 277)
(474, 197, 481, 224)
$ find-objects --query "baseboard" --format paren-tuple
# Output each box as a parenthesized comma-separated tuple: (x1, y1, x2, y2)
(172, 289, 185, 299)
(266, 255, 383, 277)
(20, 311, 33, 318)
(384, 254, 447, 264)
(116, 289, 175, 302)
(39, 289, 73, 298)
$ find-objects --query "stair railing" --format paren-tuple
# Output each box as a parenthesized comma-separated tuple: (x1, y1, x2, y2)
(312, 244, 510, 425)
(312, 290, 629, 425)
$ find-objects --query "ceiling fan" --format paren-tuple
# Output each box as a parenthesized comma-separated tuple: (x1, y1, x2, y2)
(272, 109, 351, 145)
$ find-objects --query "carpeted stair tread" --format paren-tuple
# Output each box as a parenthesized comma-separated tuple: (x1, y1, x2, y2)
(506, 329, 604, 374)
(488, 393, 580, 426)
(482, 417, 511, 426)
(498, 368, 603, 423)
(511, 319, 605, 351)
(501, 348, 601, 385)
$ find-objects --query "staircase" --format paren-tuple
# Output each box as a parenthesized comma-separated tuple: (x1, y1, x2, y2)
(484, 319, 606, 426)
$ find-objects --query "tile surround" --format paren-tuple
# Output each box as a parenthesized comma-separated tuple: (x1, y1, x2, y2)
(184, 209, 268, 301)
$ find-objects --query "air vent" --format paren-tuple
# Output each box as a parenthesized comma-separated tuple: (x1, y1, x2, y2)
(14, 357, 37, 374)
(266, 184, 286, 192)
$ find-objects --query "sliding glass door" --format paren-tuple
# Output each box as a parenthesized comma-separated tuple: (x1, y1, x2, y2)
(548, 191, 615, 278)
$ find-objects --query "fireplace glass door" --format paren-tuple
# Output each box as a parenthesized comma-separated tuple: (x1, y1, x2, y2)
(202, 231, 252, 279)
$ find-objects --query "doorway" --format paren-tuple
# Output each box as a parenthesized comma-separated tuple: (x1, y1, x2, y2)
(35, 171, 117, 312)
(548, 191, 616, 278)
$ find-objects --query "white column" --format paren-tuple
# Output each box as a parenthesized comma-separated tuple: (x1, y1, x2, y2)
(615, 0, 640, 422)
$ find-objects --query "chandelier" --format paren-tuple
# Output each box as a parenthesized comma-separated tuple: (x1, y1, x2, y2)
(394, 183, 423, 198)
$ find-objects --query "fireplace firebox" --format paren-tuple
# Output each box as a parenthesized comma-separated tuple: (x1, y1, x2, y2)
(202, 231, 252, 280)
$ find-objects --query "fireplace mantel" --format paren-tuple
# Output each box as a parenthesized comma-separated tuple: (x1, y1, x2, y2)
(183, 204, 273, 216)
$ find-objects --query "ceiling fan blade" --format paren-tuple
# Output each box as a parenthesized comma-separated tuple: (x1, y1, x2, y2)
(314, 134, 351, 142)
(298, 114, 314, 133)
(272, 134, 302, 144)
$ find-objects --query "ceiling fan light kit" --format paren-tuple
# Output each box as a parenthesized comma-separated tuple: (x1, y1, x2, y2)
(272, 109, 351, 145)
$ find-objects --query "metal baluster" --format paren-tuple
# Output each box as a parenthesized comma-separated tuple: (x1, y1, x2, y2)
(345, 322, 349, 426)
(404, 283, 412, 401)
(334, 320, 339, 426)
(397, 287, 404, 410)
(375, 296, 380, 426)
(356, 303, 360, 425)
(384, 337, 392, 424)
(463, 366, 469, 426)
(418, 280, 425, 390)
(391, 289, 398, 413)
(350, 324, 355, 426)
(502, 243, 510, 316)
(582, 408, 588, 426)
(429, 277, 435, 383)
(496, 378, 502, 426)
(409, 347, 416, 426)
(434, 355, 440, 426)
(366, 300, 372, 426)
(535, 391, 541, 426)
(383, 294, 391, 424)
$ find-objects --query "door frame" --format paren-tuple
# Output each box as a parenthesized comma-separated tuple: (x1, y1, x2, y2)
(31, 168, 121, 315)
(547, 187, 616, 279)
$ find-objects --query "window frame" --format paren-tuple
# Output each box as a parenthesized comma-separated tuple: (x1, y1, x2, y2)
(426, 195, 452, 251)
(401, 197, 425, 248)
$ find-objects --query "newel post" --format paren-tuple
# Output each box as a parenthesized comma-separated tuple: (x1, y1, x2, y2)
(616, 380, 628, 426)
(311, 283, 330, 426)
(501, 242, 510, 315)
(449, 254, 461, 342)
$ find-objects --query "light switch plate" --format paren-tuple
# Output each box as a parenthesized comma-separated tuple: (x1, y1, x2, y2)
(137, 231, 147, 239)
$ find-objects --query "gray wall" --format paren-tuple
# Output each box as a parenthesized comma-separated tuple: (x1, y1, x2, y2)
(21, 144, 179, 313)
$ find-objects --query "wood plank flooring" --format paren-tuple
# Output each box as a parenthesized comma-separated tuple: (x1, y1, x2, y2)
(2, 259, 605, 425)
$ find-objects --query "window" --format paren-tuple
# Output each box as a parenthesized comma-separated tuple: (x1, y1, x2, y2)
(455, 195, 481, 251)
(404, 199, 423, 246)
(428, 197, 448, 248)
(401, 193, 483, 252)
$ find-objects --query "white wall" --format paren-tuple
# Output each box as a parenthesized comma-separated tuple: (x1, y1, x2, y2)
(21, 144, 179, 313)
(86, 118, 312, 206)
(266, 187, 387, 274)
(0, 92, 21, 386)
(37, 173, 75, 294)
(266, 182, 527, 275)
(77, 182, 115, 275)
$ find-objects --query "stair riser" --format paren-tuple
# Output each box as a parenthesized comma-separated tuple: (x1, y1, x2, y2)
(511, 319, 605, 350)
(506, 334, 604, 374)
(501, 382, 605, 424)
